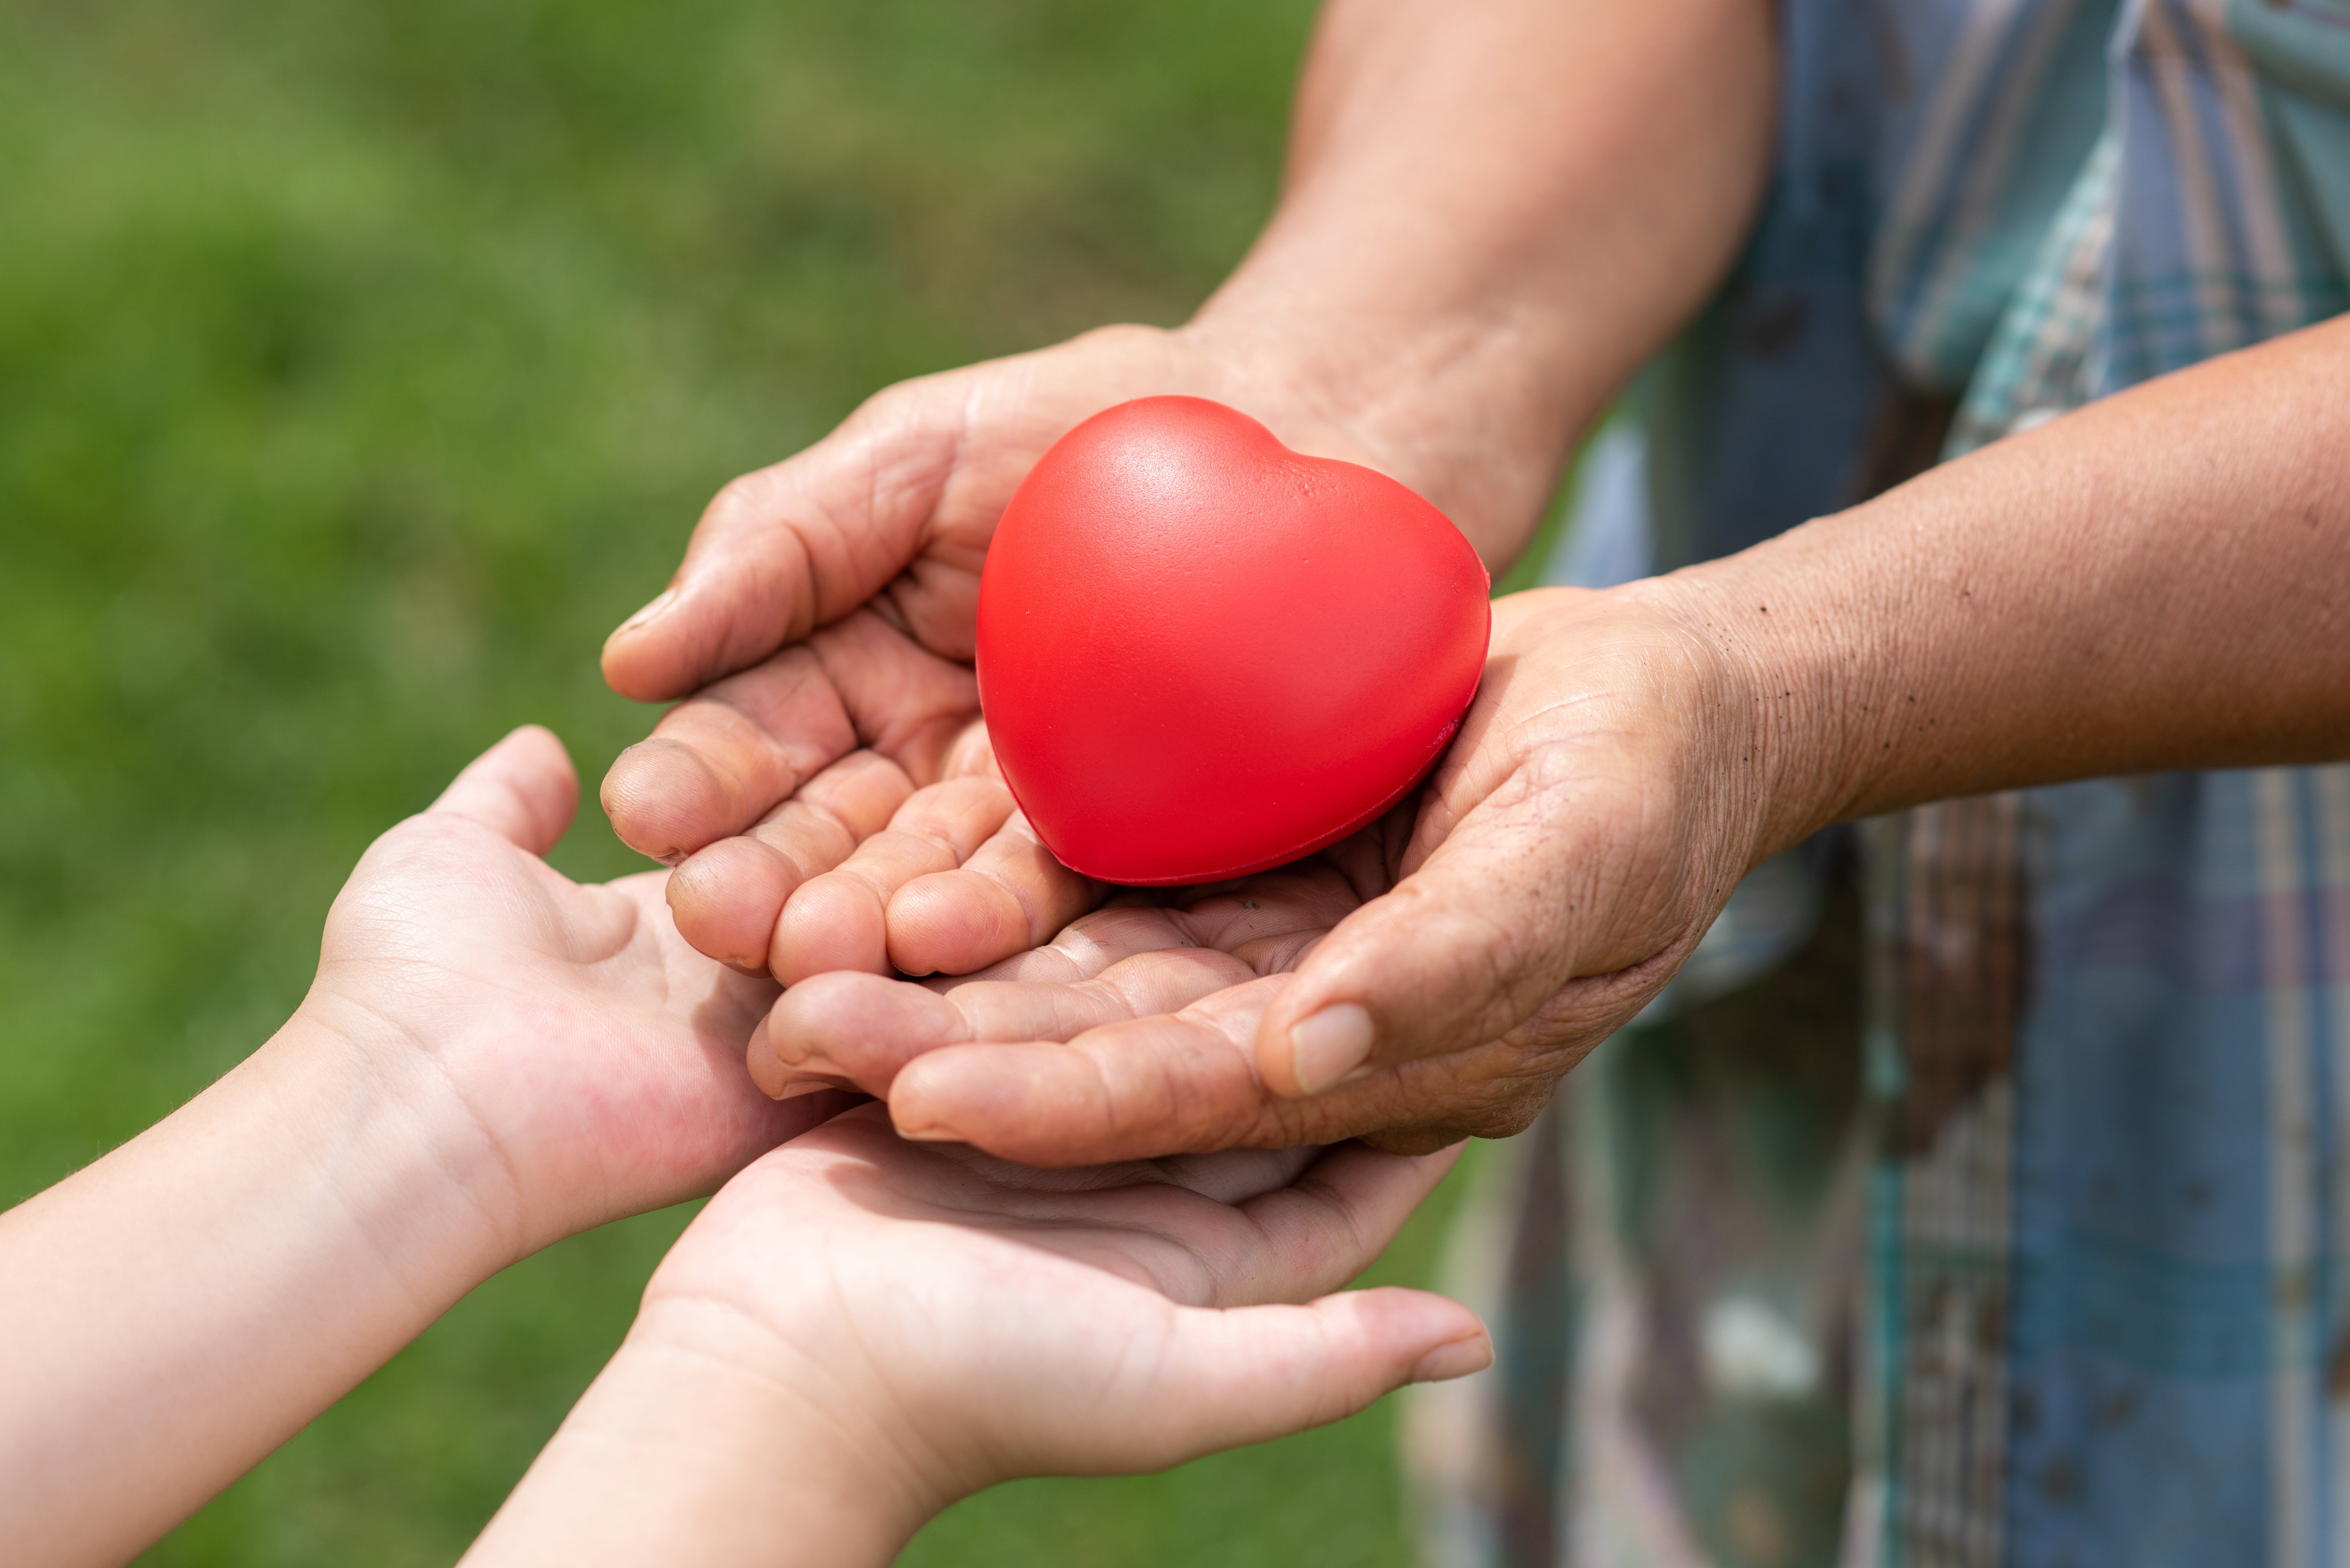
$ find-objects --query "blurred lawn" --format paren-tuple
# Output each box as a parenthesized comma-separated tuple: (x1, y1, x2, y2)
(0, 1, 1496, 1563)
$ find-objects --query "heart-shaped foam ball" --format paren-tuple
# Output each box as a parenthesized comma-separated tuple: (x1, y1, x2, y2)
(975, 396, 1489, 885)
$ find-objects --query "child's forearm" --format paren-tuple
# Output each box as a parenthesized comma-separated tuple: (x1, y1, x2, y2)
(462, 1301, 933, 1568)
(0, 1016, 519, 1565)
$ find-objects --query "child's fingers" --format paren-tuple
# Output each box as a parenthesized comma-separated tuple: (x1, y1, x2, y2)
(1073, 1290, 1489, 1473)
(428, 726, 579, 856)
(989, 1142, 1460, 1310)
(885, 813, 1103, 977)
(769, 777, 1020, 984)
(665, 750, 915, 972)
(760, 948, 1256, 1097)
(989, 1142, 1460, 1305)
(1231, 1141, 1465, 1301)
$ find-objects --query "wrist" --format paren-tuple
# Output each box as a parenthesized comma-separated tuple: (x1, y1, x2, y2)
(280, 994, 535, 1271)
(1611, 555, 1869, 864)
(1179, 291, 1593, 564)
(466, 1300, 939, 1568)
(0, 1014, 518, 1564)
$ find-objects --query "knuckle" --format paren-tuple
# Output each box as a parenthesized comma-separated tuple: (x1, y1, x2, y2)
(704, 470, 775, 529)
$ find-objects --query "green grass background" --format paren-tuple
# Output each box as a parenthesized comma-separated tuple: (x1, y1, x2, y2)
(0, 2, 1525, 1562)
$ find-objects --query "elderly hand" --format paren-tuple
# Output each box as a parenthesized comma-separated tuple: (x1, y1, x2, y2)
(593, 324, 1410, 908)
(301, 725, 848, 1254)
(733, 587, 1780, 1164)
(584, 0, 1786, 1169)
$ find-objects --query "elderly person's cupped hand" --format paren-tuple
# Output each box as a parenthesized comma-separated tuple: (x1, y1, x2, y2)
(734, 585, 1770, 1164)
(604, 311, 2350, 1169)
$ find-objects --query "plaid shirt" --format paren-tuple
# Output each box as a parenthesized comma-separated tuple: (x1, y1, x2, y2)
(1408, 3, 2350, 1565)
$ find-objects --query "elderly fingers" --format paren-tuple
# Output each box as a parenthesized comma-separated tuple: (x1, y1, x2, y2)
(754, 946, 1256, 1099)
(664, 749, 916, 972)
(769, 776, 1020, 984)
(885, 811, 1104, 977)
(884, 975, 1291, 1165)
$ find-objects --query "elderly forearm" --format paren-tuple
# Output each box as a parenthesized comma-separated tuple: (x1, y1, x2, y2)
(1189, 0, 1777, 560)
(1639, 315, 2350, 849)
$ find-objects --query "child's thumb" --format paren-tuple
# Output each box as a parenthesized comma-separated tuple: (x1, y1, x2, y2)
(1139, 1288, 1490, 1464)
(427, 725, 580, 857)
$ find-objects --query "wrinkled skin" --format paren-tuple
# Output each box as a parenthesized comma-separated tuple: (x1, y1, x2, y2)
(727, 588, 1770, 1165)
(593, 327, 1775, 1169)
(588, 0, 1793, 1172)
(598, 324, 1394, 878)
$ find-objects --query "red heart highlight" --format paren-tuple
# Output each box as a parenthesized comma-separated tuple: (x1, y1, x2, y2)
(975, 396, 1490, 885)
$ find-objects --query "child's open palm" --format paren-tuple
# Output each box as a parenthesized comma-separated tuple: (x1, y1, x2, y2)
(466, 1106, 1489, 1566)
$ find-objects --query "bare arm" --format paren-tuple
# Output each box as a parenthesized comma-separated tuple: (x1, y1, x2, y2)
(1664, 313, 2350, 851)
(0, 732, 836, 1565)
(1250, 313, 2350, 1110)
(1191, 0, 1777, 553)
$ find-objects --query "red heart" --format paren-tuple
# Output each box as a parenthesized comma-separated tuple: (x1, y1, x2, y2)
(975, 396, 1490, 885)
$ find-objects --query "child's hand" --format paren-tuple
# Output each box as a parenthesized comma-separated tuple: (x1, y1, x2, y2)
(464, 1107, 1489, 1567)
(0, 725, 850, 1567)
(300, 724, 845, 1255)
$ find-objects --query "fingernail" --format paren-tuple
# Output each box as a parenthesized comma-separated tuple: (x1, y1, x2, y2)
(618, 586, 678, 633)
(892, 1119, 964, 1142)
(1410, 1334, 1494, 1384)
(778, 1077, 840, 1100)
(1288, 1003, 1375, 1095)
